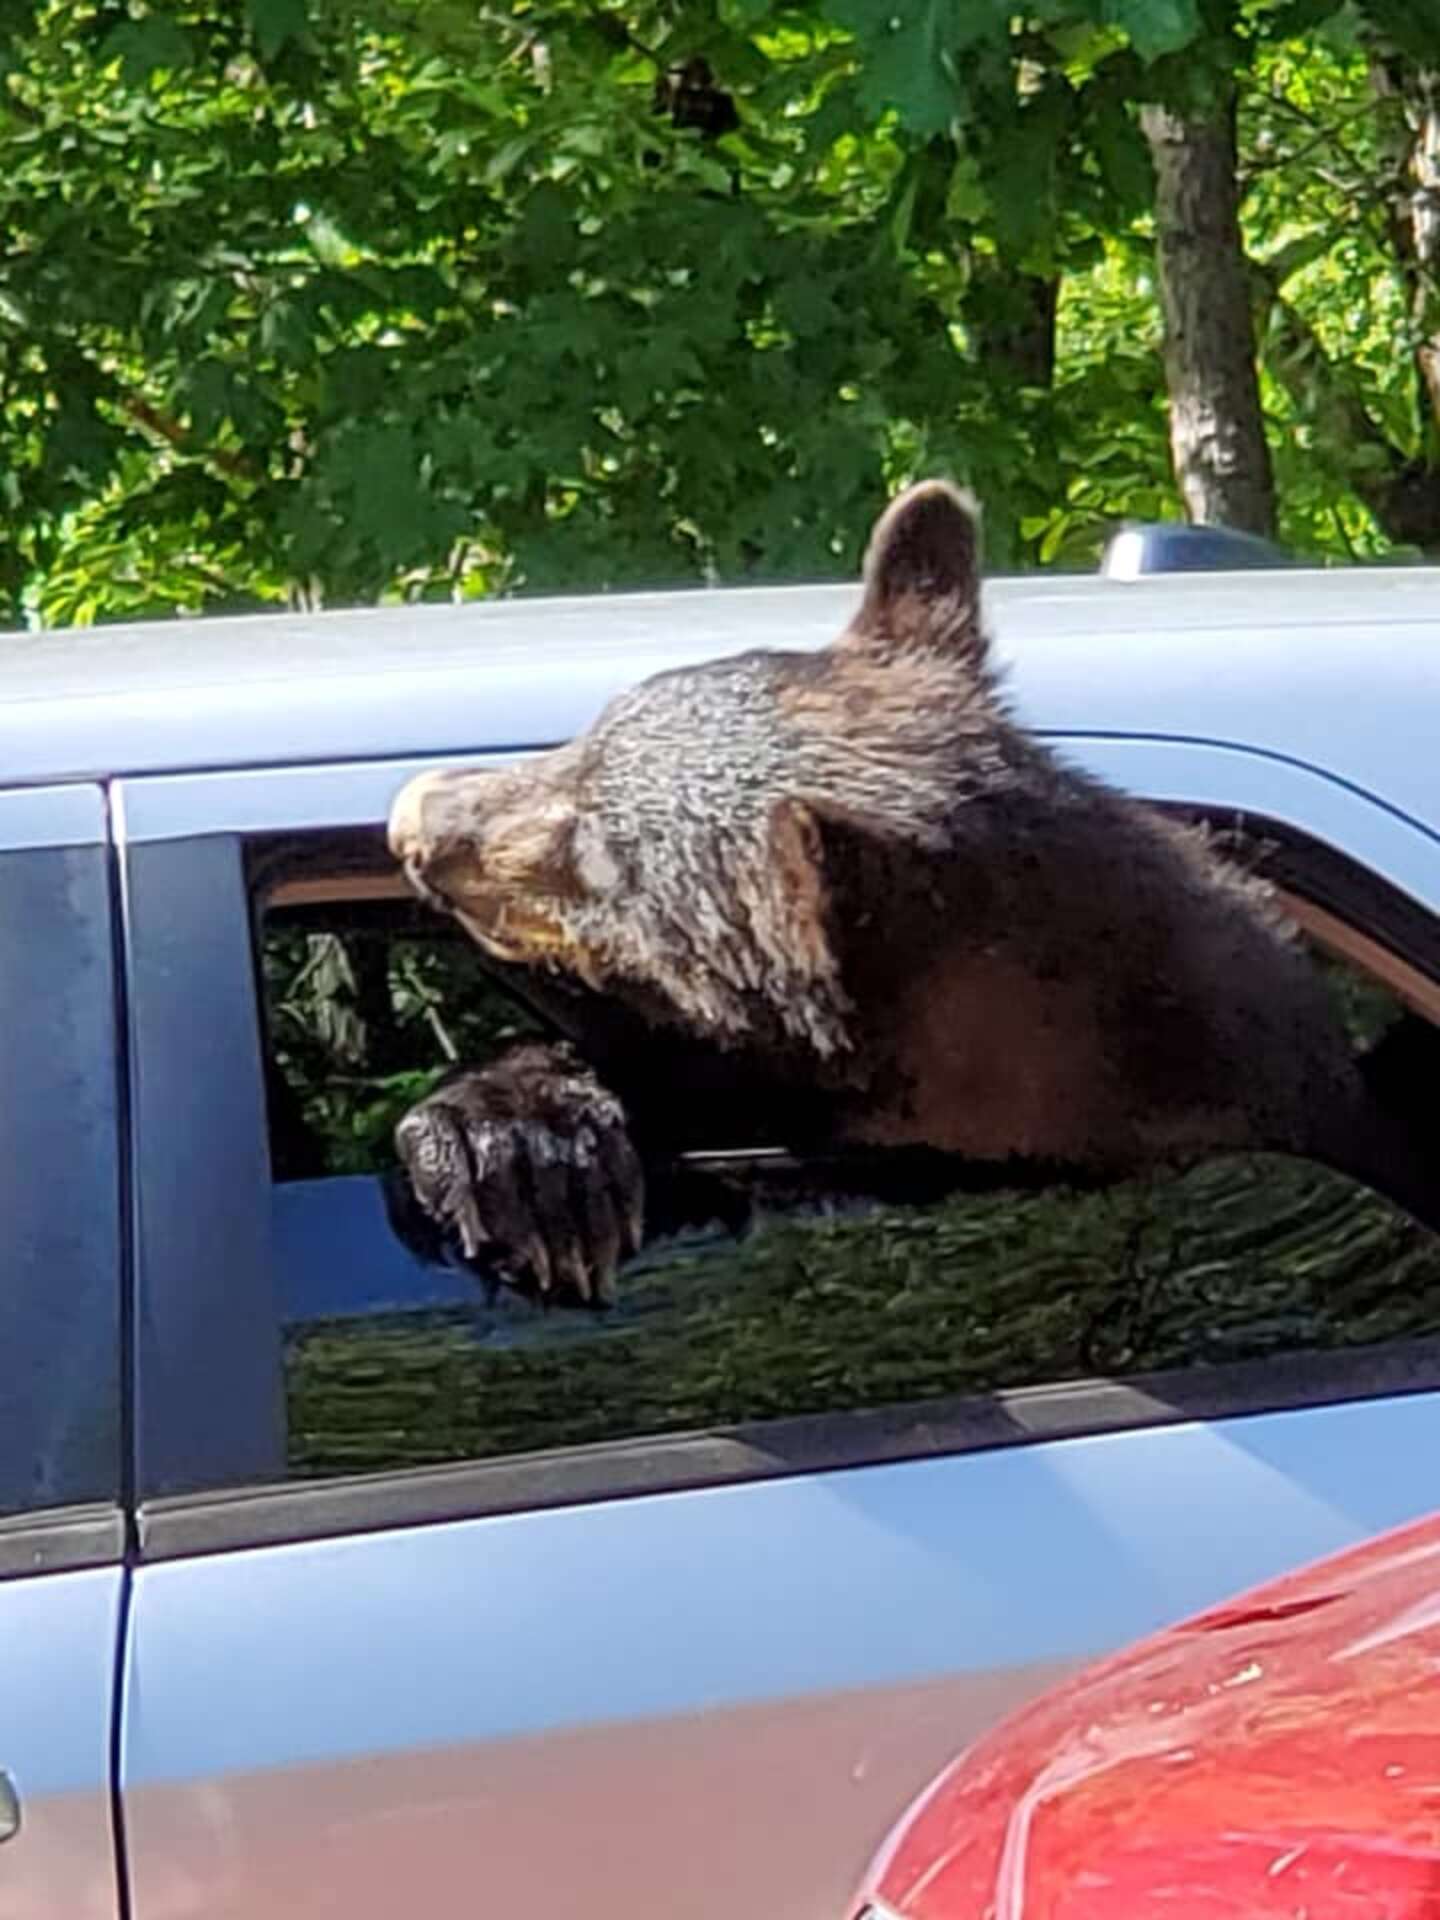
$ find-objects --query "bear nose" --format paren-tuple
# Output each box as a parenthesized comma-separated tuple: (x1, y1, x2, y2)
(388, 772, 465, 913)
(387, 770, 451, 867)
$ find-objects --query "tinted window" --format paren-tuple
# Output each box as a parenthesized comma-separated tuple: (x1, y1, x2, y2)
(0, 840, 121, 1515)
(254, 831, 1440, 1482)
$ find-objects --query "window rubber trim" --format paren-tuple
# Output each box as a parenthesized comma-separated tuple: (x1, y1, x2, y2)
(0, 1504, 128, 1582)
(136, 1334, 1440, 1563)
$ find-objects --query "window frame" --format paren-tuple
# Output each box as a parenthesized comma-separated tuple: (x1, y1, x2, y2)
(117, 742, 1440, 1558)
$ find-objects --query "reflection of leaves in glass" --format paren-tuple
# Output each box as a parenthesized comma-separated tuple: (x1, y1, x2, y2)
(285, 1151, 1440, 1476)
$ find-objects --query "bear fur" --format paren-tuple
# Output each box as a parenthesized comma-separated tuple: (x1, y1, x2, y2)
(386, 481, 1438, 1301)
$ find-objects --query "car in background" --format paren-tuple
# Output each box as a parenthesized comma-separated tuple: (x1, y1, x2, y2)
(849, 1505, 1440, 1920)
(1099, 520, 1294, 577)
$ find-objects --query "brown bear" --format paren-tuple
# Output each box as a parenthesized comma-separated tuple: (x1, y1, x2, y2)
(386, 480, 1438, 1302)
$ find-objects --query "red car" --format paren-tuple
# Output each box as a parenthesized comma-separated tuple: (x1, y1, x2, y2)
(852, 1509, 1440, 1919)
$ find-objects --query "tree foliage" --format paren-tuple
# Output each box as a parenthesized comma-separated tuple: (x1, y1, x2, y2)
(0, 0, 1436, 625)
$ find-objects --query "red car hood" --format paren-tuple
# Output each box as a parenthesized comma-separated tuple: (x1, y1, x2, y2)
(863, 1510, 1440, 1920)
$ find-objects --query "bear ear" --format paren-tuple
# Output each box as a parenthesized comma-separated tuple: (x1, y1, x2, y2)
(764, 796, 833, 980)
(850, 479, 987, 668)
(750, 797, 853, 1060)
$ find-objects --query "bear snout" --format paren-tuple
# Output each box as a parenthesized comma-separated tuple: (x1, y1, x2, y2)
(388, 769, 450, 868)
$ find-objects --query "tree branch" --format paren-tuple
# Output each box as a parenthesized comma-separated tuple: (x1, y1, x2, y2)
(118, 392, 257, 480)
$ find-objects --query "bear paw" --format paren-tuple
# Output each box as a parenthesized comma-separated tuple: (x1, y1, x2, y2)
(394, 1041, 644, 1306)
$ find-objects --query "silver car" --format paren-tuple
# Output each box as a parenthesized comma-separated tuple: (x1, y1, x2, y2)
(4, 561, 1440, 1918)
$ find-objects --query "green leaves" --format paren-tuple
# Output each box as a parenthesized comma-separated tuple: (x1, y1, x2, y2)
(1090, 88, 1153, 213)
(0, 0, 1430, 627)
(825, 0, 1015, 133)
(1097, 0, 1202, 62)
(1351, 0, 1440, 65)
(100, 15, 196, 85)
(247, 0, 309, 60)
(978, 83, 1075, 269)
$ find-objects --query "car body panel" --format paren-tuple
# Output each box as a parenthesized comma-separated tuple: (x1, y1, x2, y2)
(121, 1669, 1067, 1920)
(0, 1565, 125, 1920)
(4, 571, 1440, 847)
(0, 782, 110, 854)
(859, 1507, 1440, 1920)
(121, 1390, 1440, 1918)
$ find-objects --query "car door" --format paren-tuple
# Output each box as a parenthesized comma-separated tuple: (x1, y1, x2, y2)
(114, 744, 1440, 1920)
(0, 785, 126, 1920)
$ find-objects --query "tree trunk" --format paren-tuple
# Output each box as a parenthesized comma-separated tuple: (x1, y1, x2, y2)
(1408, 79, 1440, 430)
(1142, 90, 1276, 537)
(1372, 57, 1440, 447)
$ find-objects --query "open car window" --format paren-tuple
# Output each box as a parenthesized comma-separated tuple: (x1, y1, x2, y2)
(245, 819, 1440, 1485)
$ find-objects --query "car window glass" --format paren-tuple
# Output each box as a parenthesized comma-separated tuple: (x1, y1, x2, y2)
(253, 830, 1440, 1483)
(0, 841, 121, 1515)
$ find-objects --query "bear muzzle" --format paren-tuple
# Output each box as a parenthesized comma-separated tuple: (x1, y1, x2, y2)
(389, 767, 599, 977)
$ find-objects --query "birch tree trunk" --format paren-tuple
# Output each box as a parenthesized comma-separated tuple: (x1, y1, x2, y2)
(1142, 90, 1276, 537)
(1375, 59, 1440, 451)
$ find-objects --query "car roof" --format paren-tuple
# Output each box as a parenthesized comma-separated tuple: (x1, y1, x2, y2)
(4, 569, 1439, 835)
